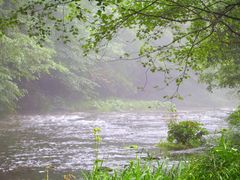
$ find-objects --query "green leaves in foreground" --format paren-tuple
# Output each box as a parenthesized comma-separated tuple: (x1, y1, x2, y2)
(84, 133, 240, 180)
(86, 159, 178, 180)
(182, 133, 240, 180)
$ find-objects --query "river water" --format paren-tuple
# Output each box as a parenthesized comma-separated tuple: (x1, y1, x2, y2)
(0, 108, 231, 179)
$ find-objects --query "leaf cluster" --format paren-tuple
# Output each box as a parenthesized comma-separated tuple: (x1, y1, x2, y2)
(167, 120, 209, 147)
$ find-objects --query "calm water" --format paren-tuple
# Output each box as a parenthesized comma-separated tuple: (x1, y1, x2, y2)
(0, 109, 231, 179)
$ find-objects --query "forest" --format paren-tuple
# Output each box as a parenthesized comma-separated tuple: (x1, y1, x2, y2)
(0, 0, 240, 179)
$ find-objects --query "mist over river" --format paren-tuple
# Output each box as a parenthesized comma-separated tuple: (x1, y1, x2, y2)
(0, 108, 231, 179)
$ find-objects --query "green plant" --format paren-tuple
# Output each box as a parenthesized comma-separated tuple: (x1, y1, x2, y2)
(61, 114, 240, 180)
(225, 109, 240, 148)
(44, 164, 54, 180)
(63, 173, 76, 180)
(167, 121, 209, 147)
(158, 141, 190, 150)
(182, 132, 240, 180)
(84, 159, 182, 180)
(227, 109, 240, 127)
(86, 131, 240, 180)
(92, 127, 105, 178)
(93, 127, 102, 160)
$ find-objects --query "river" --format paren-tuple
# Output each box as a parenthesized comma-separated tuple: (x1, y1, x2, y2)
(0, 108, 231, 179)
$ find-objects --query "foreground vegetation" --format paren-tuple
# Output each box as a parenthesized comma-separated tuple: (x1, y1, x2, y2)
(61, 110, 240, 180)
(87, 141, 239, 179)
(75, 133, 240, 180)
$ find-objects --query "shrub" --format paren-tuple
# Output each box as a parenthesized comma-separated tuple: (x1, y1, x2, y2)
(227, 109, 240, 126)
(167, 121, 209, 147)
(225, 109, 240, 148)
(182, 133, 240, 180)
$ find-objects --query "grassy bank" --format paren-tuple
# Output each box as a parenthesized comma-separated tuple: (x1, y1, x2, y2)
(41, 109, 240, 179)
(78, 132, 240, 180)
(80, 98, 176, 112)
(18, 98, 176, 114)
(71, 110, 240, 180)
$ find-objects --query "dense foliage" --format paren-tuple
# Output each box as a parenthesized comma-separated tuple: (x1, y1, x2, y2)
(0, 0, 143, 113)
(84, 0, 240, 95)
(1, 0, 239, 112)
(182, 134, 240, 180)
(227, 108, 240, 126)
(84, 141, 240, 180)
(167, 121, 208, 147)
(0, 30, 66, 112)
(1, 0, 239, 98)
(226, 109, 240, 147)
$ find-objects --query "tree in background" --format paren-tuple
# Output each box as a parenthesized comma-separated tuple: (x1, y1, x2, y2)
(1, 0, 240, 112)
(0, 0, 139, 112)
(0, 0, 68, 112)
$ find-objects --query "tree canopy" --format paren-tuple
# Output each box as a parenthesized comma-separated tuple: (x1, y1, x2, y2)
(1, 0, 240, 111)
(0, 0, 141, 112)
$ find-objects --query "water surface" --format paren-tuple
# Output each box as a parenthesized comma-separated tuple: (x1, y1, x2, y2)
(0, 109, 231, 179)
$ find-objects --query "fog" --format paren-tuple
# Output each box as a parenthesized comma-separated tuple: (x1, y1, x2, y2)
(15, 27, 237, 113)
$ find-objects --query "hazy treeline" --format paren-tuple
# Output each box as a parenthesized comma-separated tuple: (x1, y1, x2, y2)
(0, 0, 236, 113)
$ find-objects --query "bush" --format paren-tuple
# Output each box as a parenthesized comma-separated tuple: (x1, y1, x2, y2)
(167, 121, 209, 147)
(226, 109, 240, 148)
(182, 133, 240, 180)
(227, 109, 240, 126)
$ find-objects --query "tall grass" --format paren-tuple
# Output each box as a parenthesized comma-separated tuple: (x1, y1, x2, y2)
(83, 159, 183, 180)
(58, 110, 240, 180)
(82, 132, 240, 180)
(180, 132, 240, 180)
